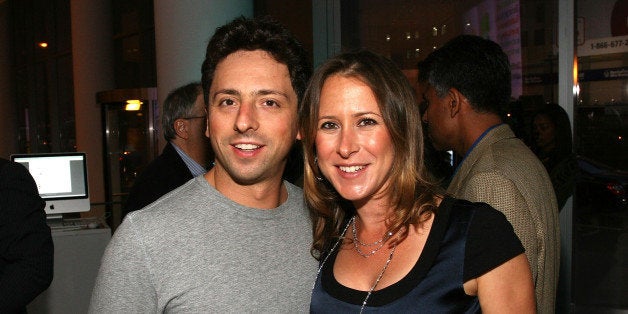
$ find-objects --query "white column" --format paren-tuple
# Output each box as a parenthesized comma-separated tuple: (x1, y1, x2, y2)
(71, 0, 115, 218)
(557, 0, 575, 311)
(154, 0, 253, 148)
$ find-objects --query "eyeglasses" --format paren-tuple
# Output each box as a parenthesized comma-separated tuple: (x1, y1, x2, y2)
(181, 115, 206, 120)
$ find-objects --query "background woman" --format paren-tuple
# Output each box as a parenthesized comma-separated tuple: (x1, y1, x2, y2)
(531, 103, 578, 210)
(300, 50, 535, 313)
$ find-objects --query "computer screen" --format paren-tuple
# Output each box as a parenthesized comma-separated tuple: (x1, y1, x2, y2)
(11, 152, 90, 218)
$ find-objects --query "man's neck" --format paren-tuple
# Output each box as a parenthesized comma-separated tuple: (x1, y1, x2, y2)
(458, 113, 503, 156)
(174, 138, 204, 162)
(204, 167, 287, 210)
(170, 140, 207, 175)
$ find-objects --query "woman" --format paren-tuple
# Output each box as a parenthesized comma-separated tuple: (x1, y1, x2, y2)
(299, 50, 535, 313)
(531, 104, 578, 209)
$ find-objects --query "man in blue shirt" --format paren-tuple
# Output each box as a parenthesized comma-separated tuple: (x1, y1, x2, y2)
(123, 83, 212, 217)
(419, 35, 560, 313)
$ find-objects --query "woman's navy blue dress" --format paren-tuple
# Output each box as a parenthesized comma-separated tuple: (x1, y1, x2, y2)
(310, 197, 524, 313)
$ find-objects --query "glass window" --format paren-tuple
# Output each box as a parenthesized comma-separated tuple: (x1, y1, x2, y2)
(257, 0, 626, 310)
(573, 0, 628, 310)
(11, 0, 75, 153)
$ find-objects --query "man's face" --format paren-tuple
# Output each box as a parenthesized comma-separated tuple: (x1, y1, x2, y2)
(421, 85, 455, 151)
(206, 49, 300, 185)
(416, 80, 428, 114)
(188, 94, 212, 165)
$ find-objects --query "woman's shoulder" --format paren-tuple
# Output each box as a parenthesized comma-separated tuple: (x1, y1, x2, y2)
(444, 196, 509, 220)
(443, 198, 524, 281)
(436, 196, 516, 240)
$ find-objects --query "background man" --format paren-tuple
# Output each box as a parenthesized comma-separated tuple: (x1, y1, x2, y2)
(419, 34, 560, 314)
(0, 158, 53, 313)
(89, 16, 316, 312)
(122, 82, 212, 217)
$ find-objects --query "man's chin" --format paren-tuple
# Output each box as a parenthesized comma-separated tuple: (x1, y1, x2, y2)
(431, 141, 448, 152)
(427, 136, 443, 151)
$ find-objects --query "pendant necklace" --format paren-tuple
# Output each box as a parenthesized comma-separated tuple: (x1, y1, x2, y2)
(314, 215, 397, 314)
(359, 242, 396, 313)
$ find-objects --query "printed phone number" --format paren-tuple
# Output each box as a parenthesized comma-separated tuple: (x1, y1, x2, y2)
(590, 39, 628, 50)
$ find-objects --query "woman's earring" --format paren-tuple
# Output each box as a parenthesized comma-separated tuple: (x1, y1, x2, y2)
(314, 156, 324, 181)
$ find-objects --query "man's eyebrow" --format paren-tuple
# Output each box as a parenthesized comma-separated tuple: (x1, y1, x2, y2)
(212, 89, 239, 100)
(253, 89, 291, 99)
(212, 89, 291, 100)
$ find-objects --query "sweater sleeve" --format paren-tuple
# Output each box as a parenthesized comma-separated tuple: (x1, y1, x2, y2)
(88, 215, 157, 313)
(463, 202, 525, 282)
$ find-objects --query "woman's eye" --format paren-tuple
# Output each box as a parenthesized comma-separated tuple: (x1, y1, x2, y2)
(358, 118, 377, 126)
(319, 121, 337, 130)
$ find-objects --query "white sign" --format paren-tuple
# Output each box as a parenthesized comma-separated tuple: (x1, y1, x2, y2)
(577, 0, 628, 56)
(578, 35, 628, 56)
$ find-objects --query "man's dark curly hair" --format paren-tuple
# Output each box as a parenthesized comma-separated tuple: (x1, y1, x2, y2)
(201, 16, 311, 107)
(421, 35, 511, 114)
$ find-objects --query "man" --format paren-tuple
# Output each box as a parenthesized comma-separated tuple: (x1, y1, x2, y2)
(419, 35, 560, 314)
(122, 83, 212, 217)
(89, 16, 316, 312)
(0, 158, 54, 313)
(416, 60, 453, 187)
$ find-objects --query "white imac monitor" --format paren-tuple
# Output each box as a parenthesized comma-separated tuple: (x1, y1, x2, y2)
(11, 152, 90, 219)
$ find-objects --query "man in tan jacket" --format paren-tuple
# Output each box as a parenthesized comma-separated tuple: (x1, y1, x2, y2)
(419, 35, 560, 314)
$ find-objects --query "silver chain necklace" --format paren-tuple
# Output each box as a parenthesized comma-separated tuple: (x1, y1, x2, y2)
(314, 215, 397, 313)
(351, 216, 394, 258)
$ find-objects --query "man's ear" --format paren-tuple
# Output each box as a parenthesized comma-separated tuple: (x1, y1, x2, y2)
(175, 119, 188, 139)
(296, 129, 302, 141)
(448, 88, 464, 118)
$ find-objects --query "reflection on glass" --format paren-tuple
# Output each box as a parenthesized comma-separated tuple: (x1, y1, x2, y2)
(333, 0, 626, 311)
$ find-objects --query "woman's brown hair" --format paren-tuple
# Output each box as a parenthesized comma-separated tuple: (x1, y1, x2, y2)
(299, 50, 442, 259)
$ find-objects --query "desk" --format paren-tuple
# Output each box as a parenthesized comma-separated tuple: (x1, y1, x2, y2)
(27, 224, 111, 313)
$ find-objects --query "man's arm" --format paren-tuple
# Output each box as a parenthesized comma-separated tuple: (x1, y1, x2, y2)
(89, 217, 157, 313)
(458, 172, 539, 282)
(0, 161, 53, 311)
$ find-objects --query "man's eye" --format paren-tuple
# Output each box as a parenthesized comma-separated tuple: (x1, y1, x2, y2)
(263, 100, 279, 107)
(219, 99, 235, 106)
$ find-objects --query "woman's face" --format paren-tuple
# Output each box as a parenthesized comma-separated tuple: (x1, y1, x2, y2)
(315, 75, 395, 206)
(533, 114, 556, 151)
